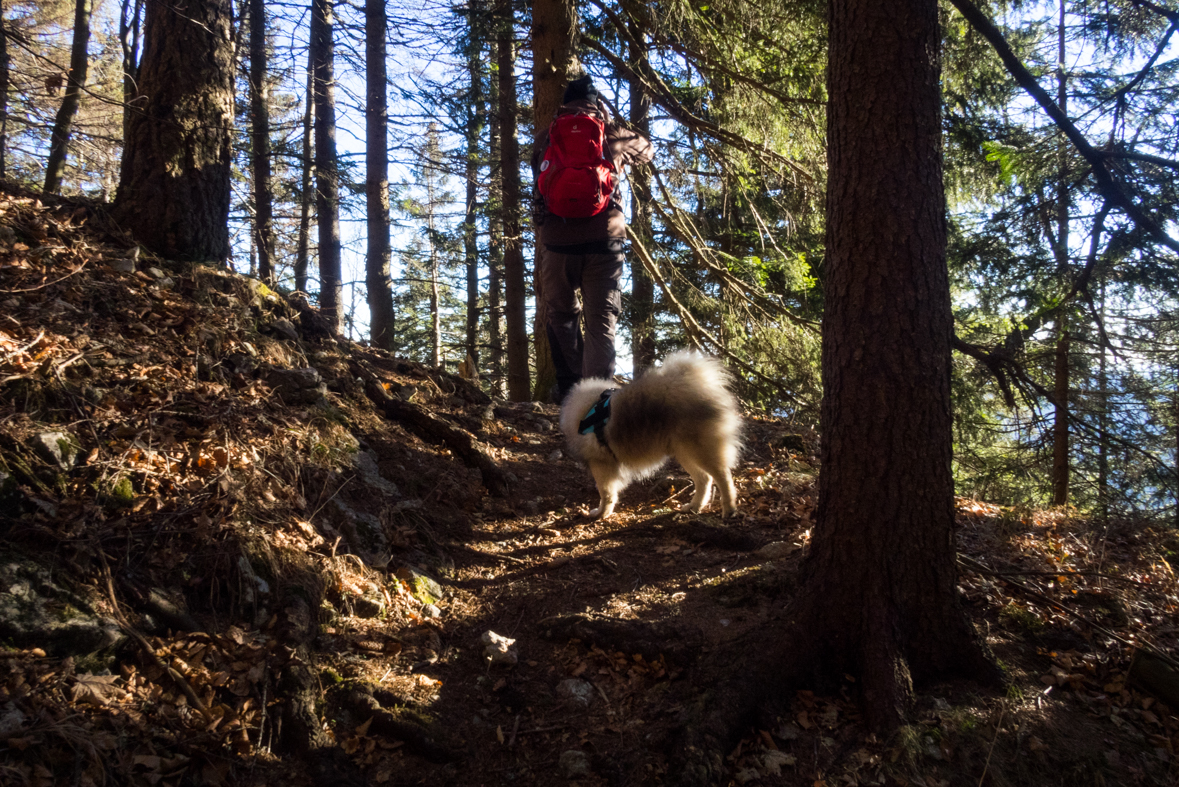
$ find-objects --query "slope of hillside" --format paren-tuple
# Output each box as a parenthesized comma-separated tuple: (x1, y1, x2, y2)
(1, 188, 1178, 786)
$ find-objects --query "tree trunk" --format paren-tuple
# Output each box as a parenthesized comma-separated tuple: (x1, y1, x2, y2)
(248, 0, 274, 284)
(530, 0, 577, 400)
(0, 0, 11, 179)
(463, 0, 485, 369)
(795, 0, 998, 733)
(1051, 0, 1070, 507)
(116, 0, 233, 263)
(365, 0, 394, 350)
(627, 26, 654, 374)
(43, 0, 92, 194)
(311, 0, 342, 331)
(1052, 325, 1070, 505)
(1097, 279, 1108, 522)
(487, 34, 505, 398)
(498, 0, 530, 401)
(119, 0, 143, 150)
(294, 48, 313, 294)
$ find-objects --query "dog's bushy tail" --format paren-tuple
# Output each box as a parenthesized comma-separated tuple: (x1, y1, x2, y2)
(647, 350, 743, 467)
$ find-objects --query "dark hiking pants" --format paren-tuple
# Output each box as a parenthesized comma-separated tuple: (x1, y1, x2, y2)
(539, 243, 624, 402)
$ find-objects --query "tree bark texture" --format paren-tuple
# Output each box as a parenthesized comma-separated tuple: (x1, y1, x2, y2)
(627, 29, 655, 374)
(1052, 327, 1070, 505)
(0, 2, 9, 179)
(116, 0, 233, 262)
(365, 0, 395, 350)
(43, 0, 92, 194)
(119, 0, 143, 150)
(463, 1, 485, 368)
(294, 48, 314, 294)
(248, 0, 274, 284)
(487, 35, 505, 398)
(311, 0, 342, 331)
(802, 0, 998, 732)
(529, 0, 577, 400)
(498, 0, 530, 402)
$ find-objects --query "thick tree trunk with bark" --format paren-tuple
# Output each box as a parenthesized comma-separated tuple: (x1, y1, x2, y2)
(116, 0, 233, 262)
(794, 0, 999, 733)
(248, 0, 274, 284)
(365, 0, 394, 350)
(530, 0, 577, 400)
(498, 0, 530, 401)
(43, 0, 92, 194)
(311, 0, 342, 331)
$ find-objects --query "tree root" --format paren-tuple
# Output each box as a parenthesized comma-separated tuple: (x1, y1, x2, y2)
(350, 359, 510, 497)
(330, 682, 457, 764)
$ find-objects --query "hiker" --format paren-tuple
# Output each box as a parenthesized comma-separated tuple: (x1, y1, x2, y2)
(531, 74, 654, 404)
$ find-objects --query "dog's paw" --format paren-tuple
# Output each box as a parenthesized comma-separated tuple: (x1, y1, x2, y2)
(587, 507, 601, 518)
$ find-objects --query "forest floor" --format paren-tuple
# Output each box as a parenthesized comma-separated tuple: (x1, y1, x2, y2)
(1, 187, 1179, 787)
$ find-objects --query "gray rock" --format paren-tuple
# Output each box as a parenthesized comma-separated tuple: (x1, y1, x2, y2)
(481, 630, 517, 666)
(395, 566, 444, 606)
(108, 258, 135, 274)
(264, 366, 327, 404)
(756, 541, 797, 560)
(0, 469, 21, 506)
(559, 750, 592, 778)
(32, 431, 79, 470)
(269, 317, 300, 343)
(422, 603, 442, 619)
(0, 553, 123, 657)
(0, 702, 27, 737)
(353, 451, 399, 498)
(556, 678, 595, 708)
(351, 594, 384, 619)
(330, 497, 387, 554)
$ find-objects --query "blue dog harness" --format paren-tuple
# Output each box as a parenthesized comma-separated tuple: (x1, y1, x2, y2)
(578, 389, 617, 449)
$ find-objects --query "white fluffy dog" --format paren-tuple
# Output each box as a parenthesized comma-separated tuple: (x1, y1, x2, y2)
(559, 350, 742, 520)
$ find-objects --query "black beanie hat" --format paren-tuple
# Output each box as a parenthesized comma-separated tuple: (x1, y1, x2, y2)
(563, 75, 598, 104)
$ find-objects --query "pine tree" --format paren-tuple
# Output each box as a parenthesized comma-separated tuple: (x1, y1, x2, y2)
(116, 0, 233, 262)
(365, 0, 394, 350)
(42, 0, 91, 194)
(310, 0, 342, 330)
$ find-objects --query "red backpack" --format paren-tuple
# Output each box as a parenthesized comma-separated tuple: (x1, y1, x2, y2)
(537, 112, 616, 218)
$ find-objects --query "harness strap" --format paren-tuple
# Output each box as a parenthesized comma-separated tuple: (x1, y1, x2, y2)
(578, 389, 617, 449)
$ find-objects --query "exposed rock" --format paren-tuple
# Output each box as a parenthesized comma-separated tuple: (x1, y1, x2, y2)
(330, 497, 387, 555)
(353, 450, 399, 498)
(268, 317, 301, 343)
(756, 541, 797, 560)
(0, 552, 123, 657)
(481, 630, 517, 666)
(556, 678, 594, 708)
(559, 749, 591, 778)
(395, 566, 443, 606)
(32, 431, 80, 470)
(264, 367, 326, 404)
